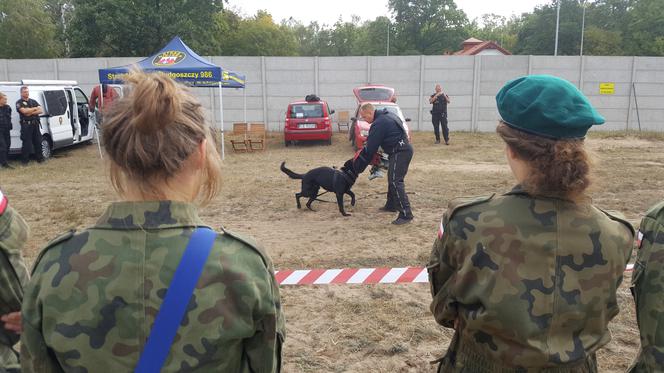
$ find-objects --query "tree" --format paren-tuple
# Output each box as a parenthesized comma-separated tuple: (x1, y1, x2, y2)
(0, 0, 61, 58)
(222, 11, 298, 56)
(388, 0, 470, 55)
(67, 0, 226, 57)
(327, 16, 363, 56)
(582, 25, 623, 55)
(354, 16, 393, 56)
(513, 0, 586, 55)
(624, 0, 664, 55)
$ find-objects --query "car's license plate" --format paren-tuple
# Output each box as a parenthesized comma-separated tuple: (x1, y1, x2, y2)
(298, 123, 316, 129)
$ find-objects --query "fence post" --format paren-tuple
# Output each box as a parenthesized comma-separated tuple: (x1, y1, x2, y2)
(418, 55, 425, 131)
(626, 56, 637, 131)
(314, 56, 319, 96)
(261, 56, 268, 130)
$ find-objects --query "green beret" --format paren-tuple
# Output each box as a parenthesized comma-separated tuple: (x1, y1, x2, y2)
(496, 75, 605, 139)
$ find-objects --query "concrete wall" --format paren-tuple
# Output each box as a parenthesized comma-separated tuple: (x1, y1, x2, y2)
(1, 55, 662, 132)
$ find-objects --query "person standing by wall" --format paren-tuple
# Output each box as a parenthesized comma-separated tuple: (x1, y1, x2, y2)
(0, 93, 13, 169)
(429, 84, 451, 145)
(15, 87, 44, 164)
(89, 84, 119, 124)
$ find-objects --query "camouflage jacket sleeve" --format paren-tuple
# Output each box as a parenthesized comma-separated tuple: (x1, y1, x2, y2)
(221, 229, 286, 373)
(630, 201, 664, 372)
(0, 202, 30, 369)
(21, 230, 73, 373)
(427, 195, 494, 328)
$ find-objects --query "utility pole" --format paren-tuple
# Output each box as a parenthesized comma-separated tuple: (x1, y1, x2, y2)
(387, 21, 390, 56)
(580, 1, 587, 56)
(554, 0, 561, 56)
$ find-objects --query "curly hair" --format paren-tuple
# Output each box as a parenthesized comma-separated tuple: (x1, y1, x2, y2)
(497, 122, 593, 202)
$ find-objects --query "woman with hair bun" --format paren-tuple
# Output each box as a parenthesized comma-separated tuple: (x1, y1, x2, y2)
(427, 75, 634, 372)
(21, 71, 284, 372)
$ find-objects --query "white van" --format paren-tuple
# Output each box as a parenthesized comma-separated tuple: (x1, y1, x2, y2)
(0, 80, 97, 159)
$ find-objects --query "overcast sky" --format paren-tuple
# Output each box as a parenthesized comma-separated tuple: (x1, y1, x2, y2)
(228, 0, 551, 26)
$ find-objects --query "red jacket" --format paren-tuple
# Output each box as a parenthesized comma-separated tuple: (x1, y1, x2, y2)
(89, 85, 118, 112)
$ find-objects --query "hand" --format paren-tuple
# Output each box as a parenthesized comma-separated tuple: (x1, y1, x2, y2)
(1, 312, 22, 334)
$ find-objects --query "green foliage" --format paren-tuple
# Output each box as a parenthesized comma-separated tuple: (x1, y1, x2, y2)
(513, 0, 586, 55)
(583, 25, 623, 55)
(624, 0, 664, 55)
(0, 0, 61, 58)
(2, 0, 664, 58)
(388, 0, 469, 54)
(67, 0, 225, 57)
(220, 10, 298, 56)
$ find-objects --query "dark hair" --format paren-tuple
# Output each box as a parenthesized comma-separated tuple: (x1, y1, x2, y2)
(101, 84, 108, 94)
(497, 122, 593, 202)
(101, 71, 222, 204)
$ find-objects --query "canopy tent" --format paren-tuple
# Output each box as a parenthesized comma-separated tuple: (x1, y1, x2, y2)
(98, 36, 246, 159)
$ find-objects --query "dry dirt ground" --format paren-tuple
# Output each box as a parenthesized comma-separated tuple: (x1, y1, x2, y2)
(2, 130, 663, 372)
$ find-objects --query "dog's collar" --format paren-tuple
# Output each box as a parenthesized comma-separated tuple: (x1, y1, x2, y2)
(339, 169, 357, 184)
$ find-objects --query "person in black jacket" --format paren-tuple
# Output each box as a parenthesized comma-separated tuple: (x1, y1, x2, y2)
(429, 84, 450, 144)
(0, 93, 13, 169)
(15, 87, 44, 164)
(353, 103, 414, 225)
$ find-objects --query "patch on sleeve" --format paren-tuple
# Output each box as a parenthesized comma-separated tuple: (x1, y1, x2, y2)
(0, 189, 7, 216)
(437, 218, 445, 240)
(636, 230, 644, 249)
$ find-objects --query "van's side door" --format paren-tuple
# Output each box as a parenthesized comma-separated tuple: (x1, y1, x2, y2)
(42, 90, 73, 148)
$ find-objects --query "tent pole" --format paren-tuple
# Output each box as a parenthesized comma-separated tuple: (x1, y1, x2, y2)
(243, 82, 247, 123)
(219, 82, 225, 160)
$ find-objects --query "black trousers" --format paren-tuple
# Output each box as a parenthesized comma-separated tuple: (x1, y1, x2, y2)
(0, 128, 10, 165)
(385, 143, 414, 218)
(432, 112, 449, 142)
(20, 121, 43, 162)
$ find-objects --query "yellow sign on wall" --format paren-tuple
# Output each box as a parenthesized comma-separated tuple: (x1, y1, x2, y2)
(599, 83, 615, 95)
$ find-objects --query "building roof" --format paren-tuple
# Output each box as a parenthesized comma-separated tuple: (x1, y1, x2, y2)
(462, 37, 484, 44)
(453, 40, 512, 55)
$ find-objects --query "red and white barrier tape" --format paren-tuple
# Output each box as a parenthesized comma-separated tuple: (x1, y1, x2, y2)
(276, 263, 635, 286)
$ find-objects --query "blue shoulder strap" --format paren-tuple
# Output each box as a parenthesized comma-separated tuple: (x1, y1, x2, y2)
(135, 227, 216, 373)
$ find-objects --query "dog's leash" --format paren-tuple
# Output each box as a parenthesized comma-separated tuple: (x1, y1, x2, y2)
(313, 191, 334, 203)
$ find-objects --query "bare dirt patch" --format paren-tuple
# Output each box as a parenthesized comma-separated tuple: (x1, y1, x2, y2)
(2, 131, 661, 372)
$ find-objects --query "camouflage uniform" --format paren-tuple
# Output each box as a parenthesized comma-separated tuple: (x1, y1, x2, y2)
(629, 200, 664, 372)
(21, 201, 285, 373)
(427, 186, 634, 372)
(0, 201, 30, 372)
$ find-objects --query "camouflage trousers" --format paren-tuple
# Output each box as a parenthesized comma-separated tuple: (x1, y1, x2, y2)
(436, 332, 598, 373)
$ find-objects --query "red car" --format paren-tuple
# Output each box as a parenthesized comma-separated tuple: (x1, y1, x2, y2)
(348, 85, 411, 150)
(284, 96, 334, 146)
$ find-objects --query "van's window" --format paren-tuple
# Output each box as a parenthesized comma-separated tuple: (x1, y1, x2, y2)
(290, 104, 323, 119)
(43, 90, 67, 116)
(74, 88, 88, 104)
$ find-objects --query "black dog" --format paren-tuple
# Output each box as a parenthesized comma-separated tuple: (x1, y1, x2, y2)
(280, 159, 358, 216)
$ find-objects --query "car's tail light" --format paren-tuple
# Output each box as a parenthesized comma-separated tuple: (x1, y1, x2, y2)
(324, 118, 331, 128)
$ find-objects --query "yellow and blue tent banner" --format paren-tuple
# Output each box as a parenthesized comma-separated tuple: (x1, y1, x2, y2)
(98, 36, 245, 88)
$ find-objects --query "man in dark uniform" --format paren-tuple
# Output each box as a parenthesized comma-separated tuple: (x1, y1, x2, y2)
(0, 93, 13, 169)
(15, 86, 44, 164)
(353, 103, 414, 225)
(429, 84, 450, 144)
